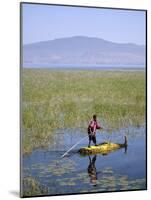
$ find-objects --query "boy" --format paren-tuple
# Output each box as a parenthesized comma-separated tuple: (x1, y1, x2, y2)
(87, 114, 102, 147)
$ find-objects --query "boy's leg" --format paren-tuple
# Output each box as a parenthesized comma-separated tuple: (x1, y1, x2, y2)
(88, 135, 91, 147)
(92, 135, 97, 145)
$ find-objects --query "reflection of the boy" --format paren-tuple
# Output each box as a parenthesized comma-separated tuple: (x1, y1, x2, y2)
(87, 155, 98, 186)
(87, 146, 127, 186)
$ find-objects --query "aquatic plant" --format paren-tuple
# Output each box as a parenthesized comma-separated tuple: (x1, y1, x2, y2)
(22, 177, 48, 197)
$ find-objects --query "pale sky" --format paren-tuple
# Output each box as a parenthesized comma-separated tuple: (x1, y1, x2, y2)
(22, 3, 146, 45)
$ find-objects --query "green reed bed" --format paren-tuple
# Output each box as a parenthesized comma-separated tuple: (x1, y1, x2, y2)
(22, 69, 145, 154)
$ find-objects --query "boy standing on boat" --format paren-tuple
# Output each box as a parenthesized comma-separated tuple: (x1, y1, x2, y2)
(88, 114, 102, 147)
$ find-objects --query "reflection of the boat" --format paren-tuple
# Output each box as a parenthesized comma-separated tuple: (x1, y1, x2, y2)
(87, 146, 127, 186)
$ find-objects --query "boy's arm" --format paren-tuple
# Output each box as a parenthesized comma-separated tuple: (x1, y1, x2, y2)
(96, 122, 103, 129)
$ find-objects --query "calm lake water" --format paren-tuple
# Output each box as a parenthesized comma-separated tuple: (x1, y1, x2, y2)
(23, 63, 145, 70)
(23, 126, 146, 196)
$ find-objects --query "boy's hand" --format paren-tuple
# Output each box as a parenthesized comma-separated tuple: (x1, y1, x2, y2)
(90, 131, 95, 135)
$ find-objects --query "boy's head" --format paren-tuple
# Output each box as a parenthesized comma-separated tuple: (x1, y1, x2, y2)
(93, 114, 97, 121)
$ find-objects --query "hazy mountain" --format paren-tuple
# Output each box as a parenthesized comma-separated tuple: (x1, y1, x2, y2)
(23, 36, 145, 67)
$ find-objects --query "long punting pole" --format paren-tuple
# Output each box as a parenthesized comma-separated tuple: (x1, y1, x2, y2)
(61, 136, 88, 158)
